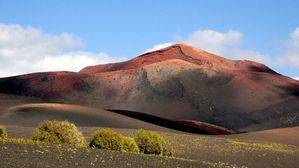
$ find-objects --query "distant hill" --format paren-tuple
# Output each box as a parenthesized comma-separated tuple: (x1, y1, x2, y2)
(0, 44, 298, 131)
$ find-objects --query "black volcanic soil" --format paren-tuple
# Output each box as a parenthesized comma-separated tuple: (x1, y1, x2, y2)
(0, 142, 204, 168)
(224, 126, 299, 146)
(2, 126, 298, 168)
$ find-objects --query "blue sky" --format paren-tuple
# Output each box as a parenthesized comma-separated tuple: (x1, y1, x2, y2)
(0, 0, 299, 78)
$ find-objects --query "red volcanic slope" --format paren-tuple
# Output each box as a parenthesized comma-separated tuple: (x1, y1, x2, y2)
(0, 71, 90, 100)
(80, 44, 276, 74)
(80, 44, 232, 73)
(0, 44, 298, 132)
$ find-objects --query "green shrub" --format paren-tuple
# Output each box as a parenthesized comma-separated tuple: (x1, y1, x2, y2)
(122, 136, 139, 153)
(135, 129, 167, 155)
(89, 129, 124, 150)
(0, 125, 8, 139)
(32, 120, 85, 147)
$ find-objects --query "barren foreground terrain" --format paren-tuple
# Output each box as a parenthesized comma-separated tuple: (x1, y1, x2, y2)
(1, 125, 298, 168)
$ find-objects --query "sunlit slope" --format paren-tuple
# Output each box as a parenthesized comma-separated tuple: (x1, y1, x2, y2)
(0, 103, 171, 131)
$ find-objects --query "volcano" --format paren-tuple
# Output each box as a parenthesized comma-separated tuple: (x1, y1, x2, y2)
(0, 44, 298, 132)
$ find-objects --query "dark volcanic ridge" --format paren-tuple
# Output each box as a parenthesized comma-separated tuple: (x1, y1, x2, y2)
(107, 109, 236, 135)
(0, 44, 298, 133)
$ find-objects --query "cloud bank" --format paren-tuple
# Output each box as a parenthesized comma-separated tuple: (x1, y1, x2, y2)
(0, 24, 116, 77)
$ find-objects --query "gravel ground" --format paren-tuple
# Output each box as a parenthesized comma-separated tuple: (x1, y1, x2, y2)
(0, 142, 205, 168)
(2, 125, 299, 168)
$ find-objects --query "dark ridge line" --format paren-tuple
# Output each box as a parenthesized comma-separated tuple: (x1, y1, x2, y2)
(106, 109, 237, 135)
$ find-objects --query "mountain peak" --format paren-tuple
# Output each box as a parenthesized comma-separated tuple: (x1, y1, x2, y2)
(80, 43, 235, 74)
(79, 43, 278, 75)
(141, 43, 204, 56)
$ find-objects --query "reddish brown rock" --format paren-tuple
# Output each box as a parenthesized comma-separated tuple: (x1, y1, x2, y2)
(0, 44, 298, 132)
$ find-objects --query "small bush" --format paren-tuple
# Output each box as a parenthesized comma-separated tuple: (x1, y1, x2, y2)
(122, 136, 139, 153)
(0, 125, 8, 139)
(32, 120, 85, 147)
(135, 129, 167, 155)
(89, 129, 124, 150)
(162, 144, 174, 156)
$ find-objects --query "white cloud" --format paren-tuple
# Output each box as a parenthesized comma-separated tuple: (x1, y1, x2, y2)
(293, 77, 299, 80)
(144, 42, 174, 53)
(185, 29, 243, 52)
(183, 29, 274, 63)
(276, 28, 299, 67)
(35, 52, 113, 72)
(0, 23, 118, 77)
